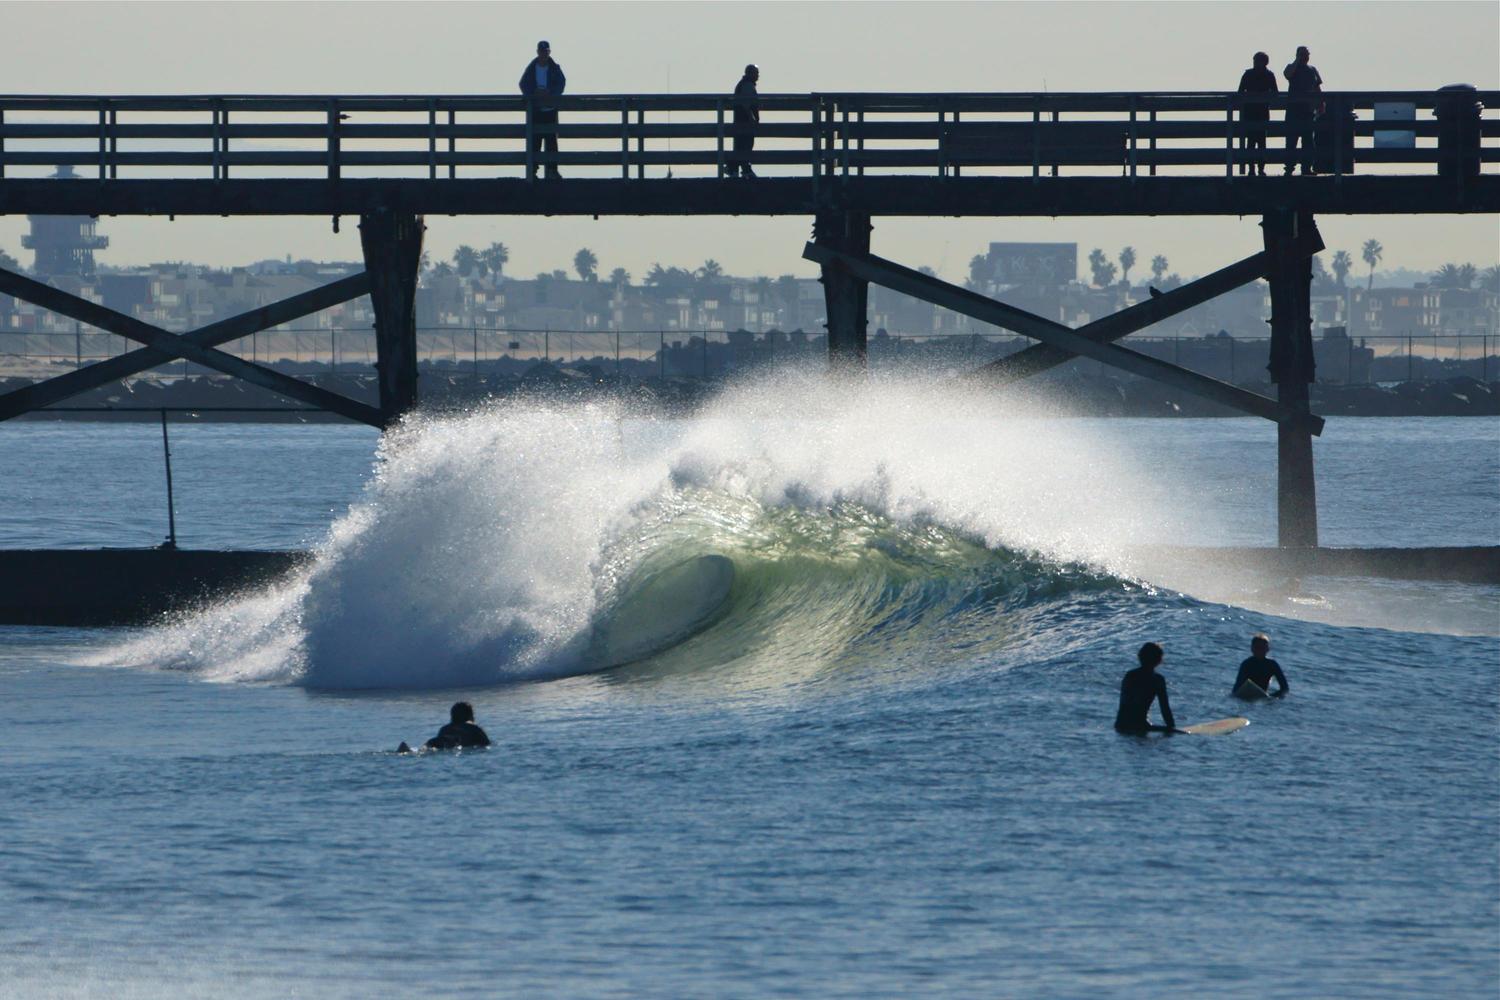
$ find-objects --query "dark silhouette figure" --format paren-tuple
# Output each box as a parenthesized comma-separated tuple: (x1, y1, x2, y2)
(1237, 52, 1278, 176)
(520, 40, 566, 179)
(1114, 642, 1182, 734)
(1283, 46, 1323, 175)
(732, 64, 761, 178)
(422, 701, 492, 750)
(1232, 633, 1289, 697)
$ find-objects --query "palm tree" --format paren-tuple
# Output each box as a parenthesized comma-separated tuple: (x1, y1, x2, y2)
(1482, 265, 1500, 293)
(551, 269, 568, 281)
(1457, 263, 1477, 289)
(574, 248, 598, 282)
(1361, 239, 1383, 290)
(1086, 248, 1116, 287)
(645, 263, 668, 286)
(453, 245, 479, 278)
(0, 247, 20, 272)
(1119, 246, 1137, 286)
(481, 242, 509, 277)
(697, 259, 724, 282)
(1151, 255, 1168, 284)
(1432, 263, 1465, 288)
(968, 254, 989, 288)
(609, 267, 631, 287)
(1330, 250, 1352, 287)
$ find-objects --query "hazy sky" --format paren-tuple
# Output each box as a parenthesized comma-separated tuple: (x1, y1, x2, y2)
(3, 1, 1497, 282)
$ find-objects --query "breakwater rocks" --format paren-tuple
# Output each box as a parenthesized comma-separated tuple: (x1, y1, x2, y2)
(4, 366, 1499, 421)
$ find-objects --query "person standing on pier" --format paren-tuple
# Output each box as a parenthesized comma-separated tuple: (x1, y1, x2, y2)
(520, 40, 566, 179)
(732, 64, 761, 178)
(1283, 45, 1323, 175)
(1237, 52, 1278, 176)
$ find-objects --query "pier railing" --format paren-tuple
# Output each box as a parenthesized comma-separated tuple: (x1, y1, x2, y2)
(0, 91, 1495, 180)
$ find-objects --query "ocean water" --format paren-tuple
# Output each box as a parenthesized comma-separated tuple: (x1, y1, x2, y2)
(1, 373, 1496, 998)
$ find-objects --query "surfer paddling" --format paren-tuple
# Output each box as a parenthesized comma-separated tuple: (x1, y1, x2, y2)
(1232, 633, 1289, 698)
(397, 701, 492, 753)
(1114, 642, 1185, 735)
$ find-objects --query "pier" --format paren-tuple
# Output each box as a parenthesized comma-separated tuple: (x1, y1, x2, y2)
(1, 88, 1497, 618)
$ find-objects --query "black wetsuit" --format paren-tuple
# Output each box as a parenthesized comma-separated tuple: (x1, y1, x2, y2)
(1233, 655, 1288, 696)
(1114, 665, 1175, 733)
(425, 721, 491, 750)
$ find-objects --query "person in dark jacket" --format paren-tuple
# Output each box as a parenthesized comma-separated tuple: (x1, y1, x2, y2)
(1283, 46, 1323, 175)
(519, 40, 566, 179)
(732, 64, 761, 178)
(1237, 52, 1278, 176)
(1114, 642, 1183, 735)
(1231, 633, 1289, 698)
(424, 701, 492, 750)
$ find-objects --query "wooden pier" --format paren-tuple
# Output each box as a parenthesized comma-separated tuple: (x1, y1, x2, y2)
(2, 88, 1497, 556)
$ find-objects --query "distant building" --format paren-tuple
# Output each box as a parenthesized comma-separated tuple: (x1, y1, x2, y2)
(985, 243, 1078, 288)
(22, 165, 109, 277)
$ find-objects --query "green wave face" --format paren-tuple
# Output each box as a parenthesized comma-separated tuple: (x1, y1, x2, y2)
(586, 487, 1122, 692)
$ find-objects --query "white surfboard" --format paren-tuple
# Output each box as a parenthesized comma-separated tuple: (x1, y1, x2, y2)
(1181, 717, 1250, 736)
(1233, 679, 1270, 701)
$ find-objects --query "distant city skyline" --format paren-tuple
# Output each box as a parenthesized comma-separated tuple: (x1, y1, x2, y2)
(2, 1, 1496, 282)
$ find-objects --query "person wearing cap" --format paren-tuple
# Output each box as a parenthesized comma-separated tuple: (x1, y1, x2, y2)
(1236, 52, 1277, 176)
(732, 64, 761, 178)
(1282, 45, 1323, 175)
(519, 40, 567, 179)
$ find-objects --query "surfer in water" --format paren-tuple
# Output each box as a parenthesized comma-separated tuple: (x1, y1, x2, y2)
(1232, 634, 1288, 698)
(398, 702, 492, 752)
(1114, 642, 1183, 735)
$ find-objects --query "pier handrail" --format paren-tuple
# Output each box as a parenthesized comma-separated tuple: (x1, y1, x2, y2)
(0, 90, 1494, 181)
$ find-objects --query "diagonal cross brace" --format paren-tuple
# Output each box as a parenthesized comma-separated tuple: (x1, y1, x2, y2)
(0, 269, 382, 426)
(803, 241, 1323, 435)
(981, 229, 1323, 382)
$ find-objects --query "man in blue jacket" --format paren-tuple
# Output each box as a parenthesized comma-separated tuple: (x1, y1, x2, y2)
(519, 40, 566, 179)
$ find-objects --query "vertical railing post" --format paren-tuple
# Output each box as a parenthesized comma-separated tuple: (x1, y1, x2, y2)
(1149, 106, 1158, 176)
(716, 99, 726, 178)
(211, 101, 223, 181)
(109, 104, 119, 180)
(0, 105, 7, 180)
(97, 100, 108, 180)
(524, 98, 536, 181)
(857, 108, 866, 177)
(1128, 97, 1138, 179)
(1225, 100, 1234, 178)
(427, 100, 437, 180)
(447, 108, 456, 180)
(327, 99, 341, 180)
(620, 99, 629, 179)
(636, 106, 645, 180)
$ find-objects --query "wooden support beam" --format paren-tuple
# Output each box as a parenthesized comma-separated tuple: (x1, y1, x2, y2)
(813, 210, 871, 369)
(981, 230, 1323, 382)
(803, 240, 1323, 434)
(359, 210, 424, 420)
(0, 269, 383, 427)
(0, 272, 371, 422)
(1264, 210, 1321, 547)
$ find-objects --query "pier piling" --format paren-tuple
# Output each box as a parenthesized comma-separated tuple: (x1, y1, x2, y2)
(359, 210, 425, 424)
(1263, 210, 1322, 548)
(814, 210, 872, 369)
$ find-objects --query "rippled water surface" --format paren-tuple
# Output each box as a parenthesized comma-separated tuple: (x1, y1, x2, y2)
(2, 384, 1496, 998)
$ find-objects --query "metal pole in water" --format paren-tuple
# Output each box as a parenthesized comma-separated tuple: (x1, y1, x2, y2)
(159, 408, 177, 550)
